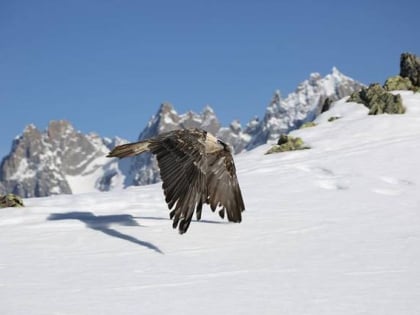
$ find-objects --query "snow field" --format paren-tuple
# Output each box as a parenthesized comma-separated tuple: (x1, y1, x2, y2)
(1, 92, 420, 314)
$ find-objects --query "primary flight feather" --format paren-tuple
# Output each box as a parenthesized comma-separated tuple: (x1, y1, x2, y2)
(107, 128, 245, 234)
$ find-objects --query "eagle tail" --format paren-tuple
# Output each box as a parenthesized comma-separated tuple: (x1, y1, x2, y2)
(107, 140, 150, 158)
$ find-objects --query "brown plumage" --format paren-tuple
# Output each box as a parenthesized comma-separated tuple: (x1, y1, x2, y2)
(107, 128, 245, 234)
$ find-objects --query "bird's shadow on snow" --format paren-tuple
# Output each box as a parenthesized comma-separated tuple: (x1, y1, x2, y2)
(47, 212, 163, 254)
(135, 215, 227, 225)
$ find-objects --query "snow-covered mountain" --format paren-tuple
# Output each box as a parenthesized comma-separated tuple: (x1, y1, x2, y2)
(246, 67, 365, 149)
(1, 91, 419, 315)
(0, 120, 125, 197)
(0, 68, 363, 197)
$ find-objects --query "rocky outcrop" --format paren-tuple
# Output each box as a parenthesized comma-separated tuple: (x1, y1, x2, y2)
(348, 83, 405, 115)
(265, 134, 309, 155)
(384, 75, 415, 91)
(328, 116, 341, 122)
(0, 194, 24, 208)
(383, 53, 420, 92)
(321, 97, 333, 113)
(347, 53, 420, 114)
(400, 52, 420, 87)
(300, 122, 317, 129)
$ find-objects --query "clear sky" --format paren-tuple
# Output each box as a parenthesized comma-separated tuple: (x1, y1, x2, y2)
(1, 0, 419, 158)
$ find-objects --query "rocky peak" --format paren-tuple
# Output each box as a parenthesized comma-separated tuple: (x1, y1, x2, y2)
(200, 105, 220, 134)
(246, 68, 364, 149)
(159, 102, 176, 113)
(47, 120, 75, 141)
(308, 72, 322, 83)
(23, 123, 39, 134)
(181, 107, 220, 134)
(202, 105, 214, 114)
(216, 119, 251, 154)
(138, 103, 180, 140)
(0, 120, 110, 197)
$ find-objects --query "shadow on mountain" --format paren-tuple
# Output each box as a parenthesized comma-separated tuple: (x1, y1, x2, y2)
(47, 212, 163, 254)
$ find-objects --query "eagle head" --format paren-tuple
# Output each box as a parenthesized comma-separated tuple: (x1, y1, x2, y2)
(204, 132, 231, 153)
(217, 139, 232, 153)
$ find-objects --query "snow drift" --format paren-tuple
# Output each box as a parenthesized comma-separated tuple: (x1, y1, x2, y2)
(1, 92, 419, 314)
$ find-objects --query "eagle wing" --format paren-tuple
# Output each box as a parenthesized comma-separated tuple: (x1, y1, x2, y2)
(206, 150, 245, 223)
(148, 129, 207, 234)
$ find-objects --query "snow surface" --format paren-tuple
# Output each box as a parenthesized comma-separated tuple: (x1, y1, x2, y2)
(1, 92, 420, 314)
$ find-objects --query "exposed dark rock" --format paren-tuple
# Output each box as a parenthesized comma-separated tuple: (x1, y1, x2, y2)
(0, 194, 24, 208)
(321, 97, 333, 113)
(328, 116, 341, 122)
(300, 122, 317, 129)
(348, 83, 405, 115)
(277, 134, 289, 146)
(384, 75, 415, 91)
(400, 52, 420, 87)
(265, 135, 310, 155)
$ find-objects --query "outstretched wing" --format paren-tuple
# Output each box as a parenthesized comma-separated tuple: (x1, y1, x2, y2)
(206, 150, 245, 223)
(107, 140, 150, 158)
(148, 129, 207, 234)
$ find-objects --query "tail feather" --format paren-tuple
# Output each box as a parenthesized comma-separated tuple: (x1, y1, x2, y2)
(107, 140, 151, 158)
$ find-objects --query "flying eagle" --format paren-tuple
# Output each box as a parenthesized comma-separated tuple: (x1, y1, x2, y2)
(107, 128, 245, 234)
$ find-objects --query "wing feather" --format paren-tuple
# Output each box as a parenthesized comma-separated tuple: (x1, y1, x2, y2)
(148, 129, 207, 234)
(206, 150, 245, 223)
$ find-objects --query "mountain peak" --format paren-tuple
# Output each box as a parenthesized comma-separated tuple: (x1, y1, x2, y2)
(47, 120, 75, 140)
(22, 123, 39, 135)
(157, 103, 177, 115)
(0, 120, 111, 197)
(309, 72, 322, 82)
(331, 66, 341, 76)
(202, 105, 214, 114)
(245, 69, 365, 150)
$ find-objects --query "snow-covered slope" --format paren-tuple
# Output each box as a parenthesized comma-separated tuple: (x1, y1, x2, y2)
(1, 92, 419, 314)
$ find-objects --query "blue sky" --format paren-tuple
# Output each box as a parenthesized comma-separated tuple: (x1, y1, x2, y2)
(1, 0, 419, 158)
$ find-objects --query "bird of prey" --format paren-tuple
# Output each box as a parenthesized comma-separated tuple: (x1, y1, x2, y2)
(107, 128, 245, 234)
